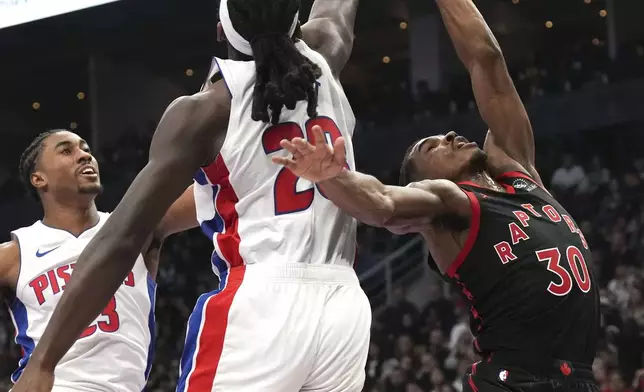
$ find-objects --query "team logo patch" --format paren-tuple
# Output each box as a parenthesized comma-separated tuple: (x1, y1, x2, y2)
(512, 179, 537, 192)
(499, 370, 509, 382)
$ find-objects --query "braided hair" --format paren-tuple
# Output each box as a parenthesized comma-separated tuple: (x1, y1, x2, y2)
(19, 130, 59, 199)
(227, 0, 322, 124)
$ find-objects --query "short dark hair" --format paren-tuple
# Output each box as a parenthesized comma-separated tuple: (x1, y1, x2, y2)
(399, 142, 419, 185)
(19, 130, 60, 199)
(227, 0, 322, 124)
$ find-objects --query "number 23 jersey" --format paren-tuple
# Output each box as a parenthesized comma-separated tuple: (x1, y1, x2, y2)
(8, 212, 155, 391)
(450, 172, 599, 364)
(194, 39, 358, 277)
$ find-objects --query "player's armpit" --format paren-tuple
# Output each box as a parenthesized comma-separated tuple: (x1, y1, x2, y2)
(26, 81, 230, 373)
(0, 239, 20, 289)
(300, 0, 360, 77)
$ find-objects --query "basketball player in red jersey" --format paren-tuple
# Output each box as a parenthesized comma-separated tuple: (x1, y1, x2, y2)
(13, 0, 364, 391)
(273, 0, 600, 391)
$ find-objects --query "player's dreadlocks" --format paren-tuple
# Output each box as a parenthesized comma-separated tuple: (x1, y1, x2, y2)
(399, 142, 419, 186)
(227, 0, 322, 125)
(19, 130, 59, 199)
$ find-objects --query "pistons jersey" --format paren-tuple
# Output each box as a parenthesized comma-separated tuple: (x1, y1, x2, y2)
(194, 39, 358, 277)
(7, 212, 156, 391)
(448, 172, 600, 364)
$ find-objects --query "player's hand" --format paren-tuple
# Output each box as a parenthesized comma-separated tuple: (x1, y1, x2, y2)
(11, 362, 54, 392)
(272, 125, 346, 182)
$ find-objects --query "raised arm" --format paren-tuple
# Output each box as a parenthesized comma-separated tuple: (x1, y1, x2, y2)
(14, 81, 230, 386)
(435, 0, 541, 184)
(300, 0, 360, 77)
(272, 125, 471, 233)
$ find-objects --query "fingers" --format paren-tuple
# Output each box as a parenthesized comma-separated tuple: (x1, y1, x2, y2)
(279, 139, 299, 155)
(311, 125, 326, 146)
(333, 136, 347, 165)
(291, 138, 316, 156)
(271, 156, 297, 167)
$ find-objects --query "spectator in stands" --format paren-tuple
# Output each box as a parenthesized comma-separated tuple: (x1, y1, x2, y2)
(551, 153, 587, 194)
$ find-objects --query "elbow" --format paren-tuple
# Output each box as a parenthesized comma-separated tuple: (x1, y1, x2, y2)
(468, 40, 503, 69)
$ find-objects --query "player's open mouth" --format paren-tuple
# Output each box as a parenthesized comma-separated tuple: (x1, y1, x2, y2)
(78, 165, 99, 179)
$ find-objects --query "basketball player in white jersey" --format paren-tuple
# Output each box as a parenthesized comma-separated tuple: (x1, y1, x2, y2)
(1, 130, 197, 391)
(14, 0, 367, 391)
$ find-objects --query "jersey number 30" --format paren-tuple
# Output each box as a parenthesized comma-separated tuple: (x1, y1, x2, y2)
(262, 117, 347, 215)
(536, 246, 591, 296)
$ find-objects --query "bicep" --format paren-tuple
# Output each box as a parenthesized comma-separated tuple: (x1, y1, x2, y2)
(383, 181, 469, 229)
(300, 19, 353, 77)
(470, 59, 535, 169)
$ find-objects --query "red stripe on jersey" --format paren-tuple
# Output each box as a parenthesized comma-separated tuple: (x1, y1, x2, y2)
(447, 190, 481, 278)
(203, 155, 244, 268)
(186, 266, 246, 391)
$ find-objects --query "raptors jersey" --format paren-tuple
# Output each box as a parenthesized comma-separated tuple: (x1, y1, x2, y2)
(8, 212, 156, 391)
(194, 40, 357, 277)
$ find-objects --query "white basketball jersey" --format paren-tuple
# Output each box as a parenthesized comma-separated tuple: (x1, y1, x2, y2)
(8, 212, 156, 391)
(194, 40, 357, 277)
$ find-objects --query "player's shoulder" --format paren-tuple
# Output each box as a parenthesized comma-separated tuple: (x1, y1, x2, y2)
(0, 239, 20, 287)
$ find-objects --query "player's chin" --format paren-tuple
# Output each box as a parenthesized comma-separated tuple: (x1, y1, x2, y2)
(78, 183, 103, 195)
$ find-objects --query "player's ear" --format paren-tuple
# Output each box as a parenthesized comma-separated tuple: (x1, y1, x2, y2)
(217, 22, 226, 42)
(31, 171, 48, 194)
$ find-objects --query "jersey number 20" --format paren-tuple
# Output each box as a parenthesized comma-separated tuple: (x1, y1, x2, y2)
(262, 116, 347, 215)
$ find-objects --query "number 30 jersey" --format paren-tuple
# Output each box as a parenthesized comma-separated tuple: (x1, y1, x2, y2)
(448, 172, 599, 365)
(8, 212, 156, 391)
(194, 40, 358, 277)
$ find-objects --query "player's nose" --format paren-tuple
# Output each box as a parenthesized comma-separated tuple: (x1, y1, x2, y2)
(77, 149, 93, 164)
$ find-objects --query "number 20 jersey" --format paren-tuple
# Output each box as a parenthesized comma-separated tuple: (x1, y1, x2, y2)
(8, 212, 155, 391)
(194, 40, 358, 277)
(450, 172, 599, 364)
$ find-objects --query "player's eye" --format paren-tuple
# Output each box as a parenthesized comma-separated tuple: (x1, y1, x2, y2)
(61, 148, 71, 155)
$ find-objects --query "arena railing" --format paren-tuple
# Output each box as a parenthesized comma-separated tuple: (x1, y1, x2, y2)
(358, 236, 428, 311)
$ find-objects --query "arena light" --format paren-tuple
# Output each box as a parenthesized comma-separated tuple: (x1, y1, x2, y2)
(584, 0, 591, 4)
(70, 122, 78, 130)
(382, 56, 391, 64)
(0, 0, 121, 30)
(32, 102, 40, 110)
(512, 0, 520, 4)
(185, 69, 194, 77)
(399, 22, 408, 30)
(77, 92, 86, 100)
(599, 9, 607, 17)
(545, 21, 553, 29)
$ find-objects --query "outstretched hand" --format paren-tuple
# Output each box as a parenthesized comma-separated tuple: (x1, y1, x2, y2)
(272, 125, 346, 182)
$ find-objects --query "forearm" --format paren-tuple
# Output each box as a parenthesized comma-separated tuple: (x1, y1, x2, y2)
(319, 170, 393, 227)
(32, 226, 140, 370)
(435, 0, 502, 69)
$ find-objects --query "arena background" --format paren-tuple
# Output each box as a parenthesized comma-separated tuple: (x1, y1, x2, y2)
(1, 0, 644, 391)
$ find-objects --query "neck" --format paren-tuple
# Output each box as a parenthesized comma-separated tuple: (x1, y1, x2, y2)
(41, 197, 100, 236)
(464, 171, 505, 192)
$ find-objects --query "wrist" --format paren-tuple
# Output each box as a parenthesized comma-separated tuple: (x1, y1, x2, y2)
(319, 168, 349, 185)
(30, 350, 56, 373)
